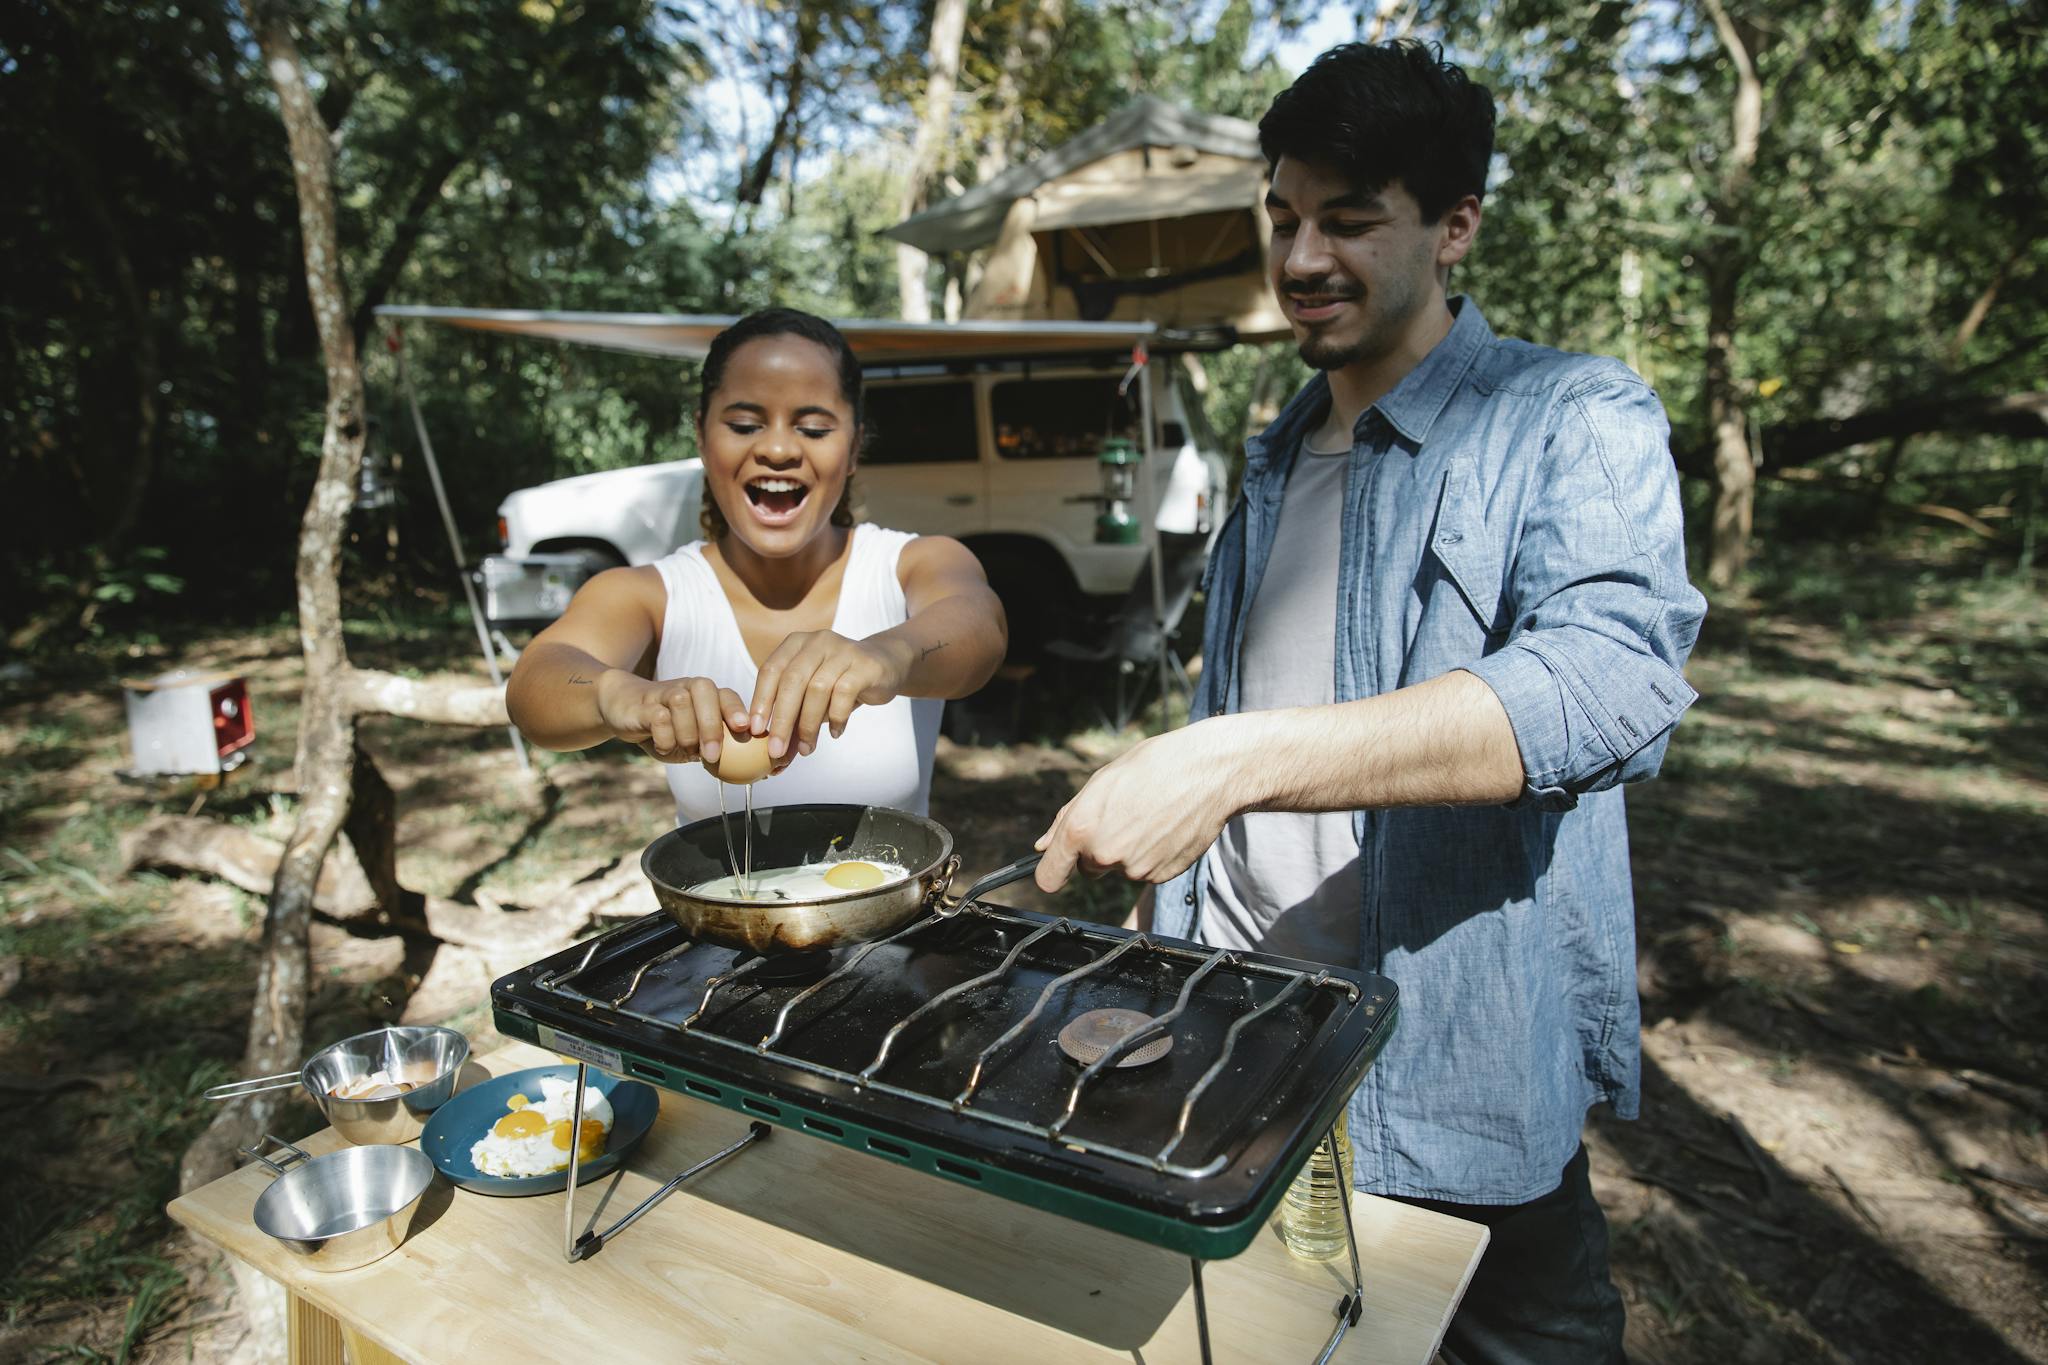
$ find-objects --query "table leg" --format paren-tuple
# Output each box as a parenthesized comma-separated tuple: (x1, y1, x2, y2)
(288, 1292, 406, 1365)
(287, 1293, 344, 1365)
(339, 1323, 408, 1365)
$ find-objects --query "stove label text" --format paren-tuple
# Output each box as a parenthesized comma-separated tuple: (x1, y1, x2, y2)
(538, 1025, 625, 1077)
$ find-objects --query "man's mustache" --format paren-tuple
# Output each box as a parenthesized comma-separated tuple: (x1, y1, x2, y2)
(1282, 279, 1363, 301)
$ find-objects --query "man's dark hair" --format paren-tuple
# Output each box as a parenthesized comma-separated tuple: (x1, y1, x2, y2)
(695, 306, 864, 432)
(1258, 39, 1495, 222)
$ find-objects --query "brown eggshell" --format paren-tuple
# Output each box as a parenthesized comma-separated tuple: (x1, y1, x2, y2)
(704, 733, 772, 784)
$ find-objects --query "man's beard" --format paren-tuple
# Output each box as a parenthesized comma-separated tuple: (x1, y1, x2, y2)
(1290, 270, 1428, 372)
(1298, 325, 1369, 371)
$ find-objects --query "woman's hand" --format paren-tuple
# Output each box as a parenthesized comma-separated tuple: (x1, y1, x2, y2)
(595, 671, 751, 764)
(748, 631, 916, 761)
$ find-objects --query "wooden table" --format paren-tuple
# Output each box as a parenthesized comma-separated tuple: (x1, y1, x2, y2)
(172, 1041, 1486, 1364)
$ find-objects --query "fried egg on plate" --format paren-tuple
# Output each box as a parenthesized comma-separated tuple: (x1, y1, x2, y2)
(469, 1075, 614, 1177)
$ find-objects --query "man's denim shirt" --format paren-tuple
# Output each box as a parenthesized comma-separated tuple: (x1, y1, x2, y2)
(1156, 299, 1707, 1204)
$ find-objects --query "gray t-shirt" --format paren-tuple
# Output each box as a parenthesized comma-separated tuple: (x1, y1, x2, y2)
(1197, 439, 1362, 966)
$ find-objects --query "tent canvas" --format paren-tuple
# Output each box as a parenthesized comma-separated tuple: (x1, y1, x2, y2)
(885, 96, 1263, 254)
(884, 97, 1286, 340)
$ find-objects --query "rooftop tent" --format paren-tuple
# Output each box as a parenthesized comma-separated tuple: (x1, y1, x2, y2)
(372, 306, 1169, 365)
(884, 97, 1287, 340)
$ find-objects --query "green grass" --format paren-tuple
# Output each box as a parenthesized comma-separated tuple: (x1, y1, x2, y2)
(2, 1048, 229, 1362)
(0, 513, 2040, 1362)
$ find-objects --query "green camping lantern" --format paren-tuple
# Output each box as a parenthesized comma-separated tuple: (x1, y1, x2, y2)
(1094, 437, 1140, 544)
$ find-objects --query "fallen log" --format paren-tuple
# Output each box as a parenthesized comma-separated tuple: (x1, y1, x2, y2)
(123, 814, 380, 919)
(347, 669, 510, 727)
(128, 821, 651, 977)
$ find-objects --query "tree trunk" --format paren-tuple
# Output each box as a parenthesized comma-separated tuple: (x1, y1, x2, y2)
(184, 0, 371, 1199)
(343, 742, 403, 926)
(975, 0, 1061, 189)
(1703, 248, 1755, 587)
(894, 0, 968, 321)
(1699, 0, 1764, 590)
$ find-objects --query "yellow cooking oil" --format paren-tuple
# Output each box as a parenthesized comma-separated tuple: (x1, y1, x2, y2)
(1277, 1109, 1354, 1261)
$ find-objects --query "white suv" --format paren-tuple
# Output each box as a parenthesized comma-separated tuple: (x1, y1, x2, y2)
(492, 353, 1227, 651)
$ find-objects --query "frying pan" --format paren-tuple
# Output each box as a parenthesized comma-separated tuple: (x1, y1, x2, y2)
(641, 802, 1041, 954)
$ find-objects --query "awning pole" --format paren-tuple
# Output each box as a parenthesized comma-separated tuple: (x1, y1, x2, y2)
(394, 333, 531, 773)
(1135, 354, 1174, 725)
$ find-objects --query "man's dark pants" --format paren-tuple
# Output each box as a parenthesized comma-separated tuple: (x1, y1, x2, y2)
(1384, 1144, 1627, 1365)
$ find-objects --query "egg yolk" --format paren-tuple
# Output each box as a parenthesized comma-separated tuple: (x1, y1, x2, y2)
(549, 1119, 607, 1157)
(823, 861, 886, 890)
(506, 1093, 530, 1110)
(493, 1108, 548, 1139)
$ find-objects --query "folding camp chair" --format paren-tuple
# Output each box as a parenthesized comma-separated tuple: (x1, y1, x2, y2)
(1045, 531, 1209, 730)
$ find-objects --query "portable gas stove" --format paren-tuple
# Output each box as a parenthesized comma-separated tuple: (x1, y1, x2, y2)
(492, 889, 1398, 1362)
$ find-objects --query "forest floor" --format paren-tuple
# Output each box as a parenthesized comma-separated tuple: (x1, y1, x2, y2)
(2, 536, 2044, 1364)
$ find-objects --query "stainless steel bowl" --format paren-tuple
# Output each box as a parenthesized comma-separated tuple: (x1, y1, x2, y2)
(245, 1136, 435, 1272)
(206, 1026, 470, 1145)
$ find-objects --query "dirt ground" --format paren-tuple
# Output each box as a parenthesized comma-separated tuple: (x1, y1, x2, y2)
(3, 543, 2045, 1363)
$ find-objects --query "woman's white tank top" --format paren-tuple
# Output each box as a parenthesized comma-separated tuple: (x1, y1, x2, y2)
(650, 526, 943, 826)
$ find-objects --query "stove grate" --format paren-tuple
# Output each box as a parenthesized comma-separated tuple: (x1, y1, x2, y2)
(527, 907, 1359, 1181)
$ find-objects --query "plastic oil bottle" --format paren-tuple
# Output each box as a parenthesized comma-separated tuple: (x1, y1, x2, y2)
(1277, 1109, 1354, 1261)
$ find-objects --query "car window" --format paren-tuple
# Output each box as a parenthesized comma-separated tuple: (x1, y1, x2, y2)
(864, 382, 977, 464)
(990, 376, 1137, 461)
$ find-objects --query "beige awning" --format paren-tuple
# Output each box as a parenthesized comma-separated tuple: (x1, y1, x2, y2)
(373, 307, 1170, 364)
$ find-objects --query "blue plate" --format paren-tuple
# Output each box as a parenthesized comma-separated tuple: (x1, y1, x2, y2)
(421, 1066, 659, 1196)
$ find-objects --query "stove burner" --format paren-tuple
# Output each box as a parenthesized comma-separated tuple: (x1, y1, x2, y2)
(734, 948, 834, 986)
(1057, 1008, 1173, 1068)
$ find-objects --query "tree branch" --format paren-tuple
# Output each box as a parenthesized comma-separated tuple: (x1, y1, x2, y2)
(346, 670, 509, 727)
(1679, 391, 2048, 476)
(736, 8, 821, 206)
(350, 146, 467, 346)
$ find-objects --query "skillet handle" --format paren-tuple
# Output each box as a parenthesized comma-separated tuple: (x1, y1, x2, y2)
(239, 1134, 311, 1178)
(205, 1071, 303, 1102)
(941, 852, 1044, 913)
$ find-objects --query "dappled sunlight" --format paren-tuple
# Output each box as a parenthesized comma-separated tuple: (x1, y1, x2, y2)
(5, 567, 2044, 1360)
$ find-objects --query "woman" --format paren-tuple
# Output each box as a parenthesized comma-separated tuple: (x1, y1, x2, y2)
(506, 308, 1006, 822)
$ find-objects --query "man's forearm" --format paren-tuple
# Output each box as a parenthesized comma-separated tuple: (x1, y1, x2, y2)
(1206, 669, 1523, 814)
(1032, 669, 1525, 891)
(505, 641, 624, 751)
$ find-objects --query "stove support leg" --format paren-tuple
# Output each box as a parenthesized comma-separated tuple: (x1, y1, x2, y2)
(1190, 1132, 1365, 1365)
(560, 1062, 771, 1262)
(1311, 1120, 1367, 1365)
(561, 1062, 591, 1262)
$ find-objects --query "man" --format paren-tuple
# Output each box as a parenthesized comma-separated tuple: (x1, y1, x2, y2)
(1033, 40, 1706, 1364)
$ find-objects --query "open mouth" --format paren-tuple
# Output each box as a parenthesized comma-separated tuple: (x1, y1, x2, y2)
(744, 477, 810, 521)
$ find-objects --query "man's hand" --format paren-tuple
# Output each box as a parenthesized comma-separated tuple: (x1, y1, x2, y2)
(596, 672, 750, 764)
(748, 630, 915, 760)
(1033, 725, 1247, 892)
(1031, 675, 1528, 895)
